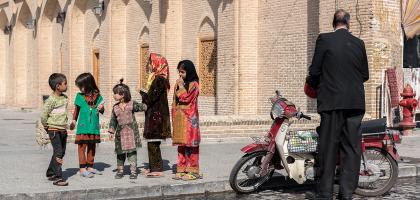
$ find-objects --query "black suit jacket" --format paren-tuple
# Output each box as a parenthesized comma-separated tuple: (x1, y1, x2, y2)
(308, 29, 369, 113)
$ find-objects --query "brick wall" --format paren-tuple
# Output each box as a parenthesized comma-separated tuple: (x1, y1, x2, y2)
(0, 0, 405, 122)
(258, 0, 312, 114)
(215, 0, 235, 115)
(126, 0, 152, 104)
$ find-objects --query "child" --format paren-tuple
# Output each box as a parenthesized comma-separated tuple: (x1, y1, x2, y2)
(41, 73, 69, 186)
(70, 73, 104, 178)
(108, 78, 147, 179)
(140, 53, 171, 178)
(172, 60, 202, 181)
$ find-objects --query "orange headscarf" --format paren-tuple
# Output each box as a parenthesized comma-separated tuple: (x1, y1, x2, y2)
(146, 53, 170, 91)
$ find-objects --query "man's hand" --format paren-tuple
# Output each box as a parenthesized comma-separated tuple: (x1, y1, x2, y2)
(109, 133, 114, 141)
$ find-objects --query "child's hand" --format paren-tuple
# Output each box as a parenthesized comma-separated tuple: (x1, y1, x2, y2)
(176, 78, 184, 87)
(69, 120, 76, 130)
(109, 133, 114, 141)
(97, 103, 105, 115)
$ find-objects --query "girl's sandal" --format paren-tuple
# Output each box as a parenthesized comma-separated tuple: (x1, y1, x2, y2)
(146, 172, 164, 178)
(181, 172, 202, 181)
(115, 171, 124, 179)
(88, 168, 103, 175)
(80, 171, 94, 178)
(53, 179, 69, 186)
(172, 172, 186, 180)
(130, 171, 138, 179)
(141, 169, 150, 175)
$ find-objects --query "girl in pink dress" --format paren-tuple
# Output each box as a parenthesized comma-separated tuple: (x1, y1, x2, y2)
(172, 60, 201, 181)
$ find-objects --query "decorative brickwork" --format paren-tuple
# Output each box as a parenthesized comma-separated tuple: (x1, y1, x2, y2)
(140, 45, 149, 88)
(199, 39, 217, 97)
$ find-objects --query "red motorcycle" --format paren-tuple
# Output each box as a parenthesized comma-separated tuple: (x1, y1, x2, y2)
(229, 91, 400, 197)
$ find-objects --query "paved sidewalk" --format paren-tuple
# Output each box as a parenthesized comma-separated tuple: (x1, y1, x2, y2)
(0, 106, 419, 200)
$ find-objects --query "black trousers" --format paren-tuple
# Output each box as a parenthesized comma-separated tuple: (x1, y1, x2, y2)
(316, 109, 364, 199)
(147, 141, 163, 172)
(46, 130, 67, 179)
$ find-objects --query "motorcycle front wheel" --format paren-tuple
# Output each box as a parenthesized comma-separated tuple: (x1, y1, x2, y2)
(229, 151, 274, 194)
(355, 147, 398, 197)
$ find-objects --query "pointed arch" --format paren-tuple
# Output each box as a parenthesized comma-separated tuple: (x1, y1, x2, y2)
(198, 15, 216, 39)
(137, 22, 150, 43)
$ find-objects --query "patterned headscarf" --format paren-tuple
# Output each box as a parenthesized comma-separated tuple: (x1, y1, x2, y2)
(146, 53, 170, 91)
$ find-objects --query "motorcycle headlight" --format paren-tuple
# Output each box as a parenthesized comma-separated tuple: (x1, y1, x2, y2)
(270, 102, 284, 119)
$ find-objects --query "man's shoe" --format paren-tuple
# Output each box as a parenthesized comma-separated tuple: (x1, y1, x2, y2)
(305, 191, 317, 199)
(305, 191, 333, 200)
(336, 195, 352, 200)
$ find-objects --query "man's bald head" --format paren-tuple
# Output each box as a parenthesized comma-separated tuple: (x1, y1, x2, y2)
(333, 9, 350, 29)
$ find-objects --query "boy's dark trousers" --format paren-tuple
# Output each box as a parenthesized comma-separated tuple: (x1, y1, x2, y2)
(46, 130, 68, 179)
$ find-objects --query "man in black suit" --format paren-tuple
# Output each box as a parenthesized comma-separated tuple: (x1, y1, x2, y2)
(306, 9, 369, 200)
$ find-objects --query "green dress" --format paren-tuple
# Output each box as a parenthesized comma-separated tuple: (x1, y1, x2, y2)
(108, 101, 146, 154)
(75, 93, 103, 134)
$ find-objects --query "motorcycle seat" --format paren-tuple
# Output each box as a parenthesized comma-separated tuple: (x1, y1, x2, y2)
(361, 118, 387, 134)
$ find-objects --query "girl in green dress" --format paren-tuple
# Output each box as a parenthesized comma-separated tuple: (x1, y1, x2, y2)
(108, 79, 147, 179)
(70, 73, 104, 178)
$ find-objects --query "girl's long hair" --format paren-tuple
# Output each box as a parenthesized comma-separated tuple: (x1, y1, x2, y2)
(75, 73, 100, 94)
(177, 60, 199, 90)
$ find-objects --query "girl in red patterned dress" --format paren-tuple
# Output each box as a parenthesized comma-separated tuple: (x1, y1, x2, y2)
(172, 60, 202, 181)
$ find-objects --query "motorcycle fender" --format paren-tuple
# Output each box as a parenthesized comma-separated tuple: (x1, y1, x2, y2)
(241, 143, 266, 154)
(387, 145, 400, 162)
(363, 142, 383, 150)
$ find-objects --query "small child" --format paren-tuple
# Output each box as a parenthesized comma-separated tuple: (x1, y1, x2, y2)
(41, 73, 69, 186)
(70, 73, 104, 178)
(108, 78, 147, 179)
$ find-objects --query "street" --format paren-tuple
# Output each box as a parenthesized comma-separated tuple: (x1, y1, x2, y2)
(0, 106, 419, 200)
(156, 177, 420, 199)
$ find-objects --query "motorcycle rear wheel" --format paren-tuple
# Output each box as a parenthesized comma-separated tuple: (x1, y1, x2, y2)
(354, 147, 398, 197)
(229, 151, 274, 194)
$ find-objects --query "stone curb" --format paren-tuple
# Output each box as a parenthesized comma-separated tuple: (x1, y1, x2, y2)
(1, 165, 419, 200)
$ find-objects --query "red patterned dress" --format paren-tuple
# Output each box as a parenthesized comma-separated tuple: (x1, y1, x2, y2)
(172, 81, 200, 173)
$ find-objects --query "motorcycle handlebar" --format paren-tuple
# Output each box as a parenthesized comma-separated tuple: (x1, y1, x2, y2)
(296, 112, 311, 120)
(301, 114, 311, 120)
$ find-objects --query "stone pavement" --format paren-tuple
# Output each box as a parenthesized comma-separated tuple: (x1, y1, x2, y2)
(0, 106, 419, 200)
